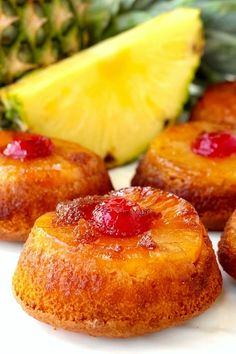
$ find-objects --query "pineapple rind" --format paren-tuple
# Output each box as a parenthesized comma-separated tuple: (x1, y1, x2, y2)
(0, 8, 203, 166)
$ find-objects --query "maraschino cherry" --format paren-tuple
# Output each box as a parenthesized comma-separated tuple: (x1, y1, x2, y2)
(3, 133, 53, 160)
(91, 197, 155, 237)
(192, 131, 236, 158)
(56, 196, 156, 238)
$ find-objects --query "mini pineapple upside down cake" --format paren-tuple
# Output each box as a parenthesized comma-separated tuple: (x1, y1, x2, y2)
(13, 187, 222, 338)
(132, 121, 236, 230)
(0, 131, 112, 241)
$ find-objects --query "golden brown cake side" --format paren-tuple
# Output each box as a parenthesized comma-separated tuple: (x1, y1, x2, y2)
(190, 81, 236, 126)
(218, 209, 236, 279)
(0, 132, 112, 241)
(13, 188, 222, 337)
(12, 229, 222, 337)
(132, 122, 236, 230)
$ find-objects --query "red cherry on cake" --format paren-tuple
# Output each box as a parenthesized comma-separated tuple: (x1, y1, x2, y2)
(192, 131, 236, 158)
(91, 197, 156, 237)
(3, 133, 54, 160)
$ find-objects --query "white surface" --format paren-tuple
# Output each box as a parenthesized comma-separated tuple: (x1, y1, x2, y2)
(1, 163, 236, 354)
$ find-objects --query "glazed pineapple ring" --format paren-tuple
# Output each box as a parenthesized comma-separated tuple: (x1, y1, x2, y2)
(218, 209, 236, 279)
(13, 187, 222, 338)
(132, 121, 236, 230)
(0, 131, 112, 241)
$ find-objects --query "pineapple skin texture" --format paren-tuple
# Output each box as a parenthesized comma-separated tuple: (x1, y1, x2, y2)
(0, 0, 83, 86)
(12, 187, 222, 337)
(0, 131, 112, 241)
(1, 8, 203, 166)
(1, 0, 149, 86)
(132, 121, 236, 230)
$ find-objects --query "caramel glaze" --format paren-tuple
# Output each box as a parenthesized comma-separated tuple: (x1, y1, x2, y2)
(54, 193, 159, 249)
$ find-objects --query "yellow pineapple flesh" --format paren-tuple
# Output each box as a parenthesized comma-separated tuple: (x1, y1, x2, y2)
(1, 8, 203, 166)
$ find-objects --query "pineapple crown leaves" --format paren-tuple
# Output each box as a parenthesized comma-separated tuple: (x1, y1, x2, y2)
(0, 95, 27, 130)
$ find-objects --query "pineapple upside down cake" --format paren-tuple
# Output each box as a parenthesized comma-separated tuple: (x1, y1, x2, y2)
(0, 131, 112, 241)
(13, 187, 222, 337)
(132, 121, 236, 230)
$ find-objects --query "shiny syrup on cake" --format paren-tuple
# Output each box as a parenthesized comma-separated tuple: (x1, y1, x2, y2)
(56, 195, 157, 248)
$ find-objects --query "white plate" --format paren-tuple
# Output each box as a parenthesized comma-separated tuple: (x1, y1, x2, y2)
(1, 162, 236, 354)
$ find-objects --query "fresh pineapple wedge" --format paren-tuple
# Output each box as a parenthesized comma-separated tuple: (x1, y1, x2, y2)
(0, 8, 203, 166)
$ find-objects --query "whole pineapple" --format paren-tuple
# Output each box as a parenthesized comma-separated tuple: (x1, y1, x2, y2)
(1, 0, 236, 87)
(0, 0, 156, 86)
